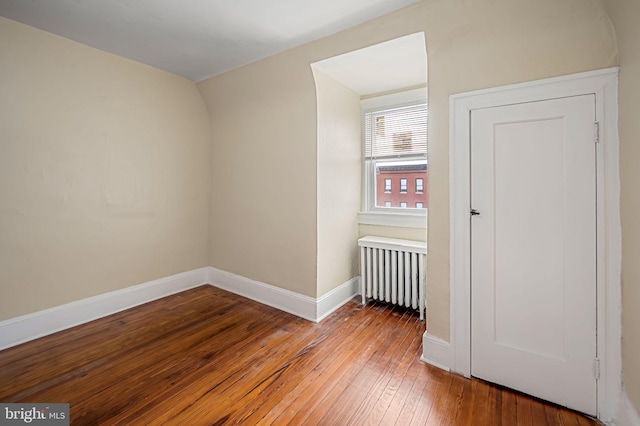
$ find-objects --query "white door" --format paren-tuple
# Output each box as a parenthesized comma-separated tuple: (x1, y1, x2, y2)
(470, 95, 597, 416)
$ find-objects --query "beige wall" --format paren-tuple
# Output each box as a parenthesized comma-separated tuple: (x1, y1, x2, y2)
(359, 225, 426, 242)
(313, 69, 361, 297)
(198, 49, 318, 297)
(0, 17, 212, 321)
(604, 0, 640, 412)
(198, 0, 616, 336)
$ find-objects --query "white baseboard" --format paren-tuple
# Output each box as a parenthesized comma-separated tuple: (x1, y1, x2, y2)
(420, 332, 452, 372)
(317, 276, 360, 322)
(0, 267, 209, 350)
(617, 391, 640, 426)
(208, 266, 317, 321)
(0, 267, 361, 351)
(208, 266, 360, 323)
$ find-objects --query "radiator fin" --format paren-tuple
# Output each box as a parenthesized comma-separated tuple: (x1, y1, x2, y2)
(358, 236, 427, 320)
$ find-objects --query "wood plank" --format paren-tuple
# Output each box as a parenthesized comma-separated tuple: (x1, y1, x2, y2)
(377, 350, 424, 425)
(433, 372, 466, 425)
(300, 308, 417, 424)
(340, 314, 423, 425)
(0, 287, 237, 395)
(418, 366, 454, 424)
(530, 397, 551, 426)
(259, 303, 397, 425)
(243, 305, 390, 425)
(500, 387, 518, 426)
(392, 356, 436, 425)
(21, 298, 279, 404)
(454, 376, 477, 425)
(483, 382, 500, 425)
(0, 286, 602, 426)
(516, 392, 535, 426)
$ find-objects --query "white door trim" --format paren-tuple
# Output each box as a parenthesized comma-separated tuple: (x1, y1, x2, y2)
(449, 67, 621, 422)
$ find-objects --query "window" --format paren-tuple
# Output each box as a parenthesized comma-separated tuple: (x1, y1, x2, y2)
(400, 178, 408, 193)
(362, 92, 428, 220)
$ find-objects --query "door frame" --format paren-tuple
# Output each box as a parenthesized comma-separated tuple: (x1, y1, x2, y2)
(449, 68, 620, 421)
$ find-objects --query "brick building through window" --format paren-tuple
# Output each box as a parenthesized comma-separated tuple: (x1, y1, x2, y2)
(375, 162, 428, 208)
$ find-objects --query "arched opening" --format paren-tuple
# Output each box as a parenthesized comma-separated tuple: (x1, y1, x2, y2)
(311, 32, 428, 314)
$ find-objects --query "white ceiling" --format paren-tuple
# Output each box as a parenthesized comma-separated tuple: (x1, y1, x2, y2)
(0, 0, 419, 82)
(311, 32, 426, 96)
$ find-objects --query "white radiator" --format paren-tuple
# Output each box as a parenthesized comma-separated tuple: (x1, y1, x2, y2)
(358, 236, 427, 320)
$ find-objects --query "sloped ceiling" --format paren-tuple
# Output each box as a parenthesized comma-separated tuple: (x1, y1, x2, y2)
(0, 0, 419, 82)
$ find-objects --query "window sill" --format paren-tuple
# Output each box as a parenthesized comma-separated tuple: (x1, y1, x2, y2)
(358, 211, 427, 229)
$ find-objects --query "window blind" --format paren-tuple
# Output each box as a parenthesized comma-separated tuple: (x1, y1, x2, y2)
(364, 103, 427, 160)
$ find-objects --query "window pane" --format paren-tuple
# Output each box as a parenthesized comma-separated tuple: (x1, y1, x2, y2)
(400, 202, 407, 208)
(374, 159, 427, 209)
(416, 202, 424, 208)
(364, 99, 428, 212)
(365, 103, 427, 160)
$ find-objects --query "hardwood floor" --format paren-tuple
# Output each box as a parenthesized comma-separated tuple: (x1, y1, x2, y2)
(0, 286, 599, 425)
